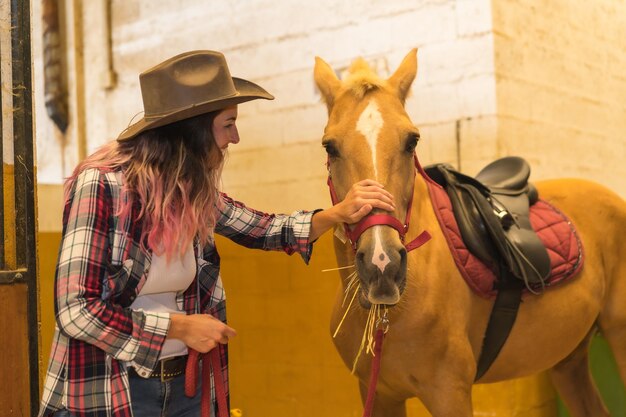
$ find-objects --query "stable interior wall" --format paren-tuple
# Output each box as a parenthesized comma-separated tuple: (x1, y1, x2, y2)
(492, 0, 626, 197)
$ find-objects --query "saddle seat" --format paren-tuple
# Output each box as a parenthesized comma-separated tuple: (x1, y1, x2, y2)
(476, 156, 529, 189)
(425, 156, 551, 287)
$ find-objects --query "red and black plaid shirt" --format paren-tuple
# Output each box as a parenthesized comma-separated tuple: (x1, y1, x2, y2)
(38, 168, 317, 417)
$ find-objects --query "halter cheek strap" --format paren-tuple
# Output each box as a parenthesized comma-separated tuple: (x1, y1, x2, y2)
(326, 154, 431, 253)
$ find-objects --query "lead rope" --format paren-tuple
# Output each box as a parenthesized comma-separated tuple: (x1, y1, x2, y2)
(186, 347, 229, 417)
(185, 241, 229, 417)
(362, 310, 389, 417)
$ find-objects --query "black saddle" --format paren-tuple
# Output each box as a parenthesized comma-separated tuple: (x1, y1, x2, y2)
(425, 156, 551, 289)
(425, 156, 552, 380)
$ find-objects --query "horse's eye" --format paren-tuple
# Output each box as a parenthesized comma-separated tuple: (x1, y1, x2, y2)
(323, 140, 340, 158)
(405, 133, 420, 153)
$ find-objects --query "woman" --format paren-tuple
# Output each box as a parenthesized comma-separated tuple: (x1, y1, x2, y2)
(38, 50, 395, 417)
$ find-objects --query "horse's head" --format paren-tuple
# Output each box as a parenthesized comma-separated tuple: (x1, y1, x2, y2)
(315, 50, 420, 308)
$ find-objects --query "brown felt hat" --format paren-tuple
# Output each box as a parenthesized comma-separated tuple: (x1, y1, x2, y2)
(118, 50, 274, 141)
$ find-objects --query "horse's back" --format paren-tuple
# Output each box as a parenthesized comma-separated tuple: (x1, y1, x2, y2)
(481, 178, 626, 382)
(536, 178, 626, 242)
(537, 178, 624, 207)
(536, 178, 626, 289)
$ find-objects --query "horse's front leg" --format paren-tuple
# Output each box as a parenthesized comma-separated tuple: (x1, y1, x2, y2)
(414, 344, 475, 417)
(358, 380, 407, 417)
(418, 379, 473, 417)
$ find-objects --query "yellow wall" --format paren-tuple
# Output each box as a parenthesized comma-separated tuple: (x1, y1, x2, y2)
(38, 232, 557, 416)
(38, 232, 61, 389)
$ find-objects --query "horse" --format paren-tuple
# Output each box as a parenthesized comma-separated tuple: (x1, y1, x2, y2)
(313, 49, 626, 417)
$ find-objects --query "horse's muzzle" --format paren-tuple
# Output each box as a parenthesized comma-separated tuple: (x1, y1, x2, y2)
(355, 241, 407, 307)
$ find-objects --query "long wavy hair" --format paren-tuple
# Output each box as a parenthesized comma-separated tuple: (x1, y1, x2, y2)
(65, 111, 224, 260)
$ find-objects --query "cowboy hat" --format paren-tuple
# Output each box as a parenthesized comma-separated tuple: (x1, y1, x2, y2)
(118, 50, 274, 141)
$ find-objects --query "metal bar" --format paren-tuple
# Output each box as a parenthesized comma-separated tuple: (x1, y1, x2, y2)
(12, 0, 29, 269)
(10, 0, 39, 415)
(0, 268, 28, 284)
(72, 0, 87, 161)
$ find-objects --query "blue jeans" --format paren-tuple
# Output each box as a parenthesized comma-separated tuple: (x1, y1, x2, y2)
(128, 371, 203, 417)
(52, 370, 204, 417)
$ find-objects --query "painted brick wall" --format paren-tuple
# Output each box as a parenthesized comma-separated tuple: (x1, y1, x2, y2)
(46, 0, 497, 215)
(492, 0, 626, 197)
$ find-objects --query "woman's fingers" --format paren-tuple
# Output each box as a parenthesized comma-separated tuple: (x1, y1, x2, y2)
(354, 179, 385, 188)
(177, 314, 237, 352)
(364, 198, 395, 212)
(335, 179, 399, 224)
(351, 183, 395, 204)
(208, 318, 237, 345)
(207, 314, 237, 340)
(350, 204, 373, 222)
(354, 191, 395, 208)
(217, 324, 237, 344)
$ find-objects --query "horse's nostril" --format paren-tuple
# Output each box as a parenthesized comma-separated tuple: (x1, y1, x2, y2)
(356, 251, 366, 264)
(399, 247, 407, 263)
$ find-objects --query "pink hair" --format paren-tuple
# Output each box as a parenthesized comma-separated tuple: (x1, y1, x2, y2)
(65, 112, 223, 260)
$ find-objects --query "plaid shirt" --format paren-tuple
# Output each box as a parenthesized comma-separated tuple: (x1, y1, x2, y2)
(38, 168, 317, 417)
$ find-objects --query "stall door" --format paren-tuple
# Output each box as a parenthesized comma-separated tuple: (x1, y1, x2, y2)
(0, 0, 38, 415)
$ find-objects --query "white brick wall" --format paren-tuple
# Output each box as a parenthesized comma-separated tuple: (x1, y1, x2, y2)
(493, 0, 626, 197)
(73, 0, 495, 214)
(33, 0, 626, 210)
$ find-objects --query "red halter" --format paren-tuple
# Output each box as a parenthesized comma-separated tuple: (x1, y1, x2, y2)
(326, 154, 431, 252)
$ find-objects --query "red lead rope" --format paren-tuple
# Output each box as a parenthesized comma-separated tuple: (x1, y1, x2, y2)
(185, 347, 229, 417)
(362, 329, 386, 417)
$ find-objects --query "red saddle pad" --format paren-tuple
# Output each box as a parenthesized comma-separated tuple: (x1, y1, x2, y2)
(425, 177, 584, 298)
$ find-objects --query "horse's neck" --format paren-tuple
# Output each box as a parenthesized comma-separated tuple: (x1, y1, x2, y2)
(407, 171, 436, 241)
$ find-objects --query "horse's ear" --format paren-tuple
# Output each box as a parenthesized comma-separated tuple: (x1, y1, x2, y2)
(387, 49, 418, 104)
(314, 57, 341, 111)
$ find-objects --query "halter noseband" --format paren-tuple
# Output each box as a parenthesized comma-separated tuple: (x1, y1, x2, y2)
(326, 154, 431, 253)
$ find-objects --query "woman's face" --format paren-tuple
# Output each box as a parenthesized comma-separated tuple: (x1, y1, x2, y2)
(212, 105, 240, 150)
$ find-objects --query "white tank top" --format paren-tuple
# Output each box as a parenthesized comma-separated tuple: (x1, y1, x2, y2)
(130, 244, 196, 359)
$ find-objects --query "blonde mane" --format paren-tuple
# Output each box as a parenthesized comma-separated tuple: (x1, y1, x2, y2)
(343, 58, 388, 99)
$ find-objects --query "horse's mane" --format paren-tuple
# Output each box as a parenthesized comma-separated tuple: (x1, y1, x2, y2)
(343, 58, 387, 99)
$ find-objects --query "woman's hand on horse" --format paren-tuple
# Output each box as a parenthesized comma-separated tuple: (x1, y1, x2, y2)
(168, 313, 237, 353)
(338, 179, 396, 224)
(309, 180, 395, 241)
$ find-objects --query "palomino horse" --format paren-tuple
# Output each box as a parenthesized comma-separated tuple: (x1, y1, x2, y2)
(314, 49, 626, 417)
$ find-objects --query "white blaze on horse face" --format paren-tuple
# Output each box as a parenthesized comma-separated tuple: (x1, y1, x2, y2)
(356, 100, 390, 273)
(356, 99, 384, 179)
(371, 227, 391, 273)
